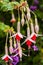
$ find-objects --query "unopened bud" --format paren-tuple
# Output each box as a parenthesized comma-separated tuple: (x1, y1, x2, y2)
(17, 22, 20, 32)
(21, 18, 25, 26)
(35, 17, 39, 33)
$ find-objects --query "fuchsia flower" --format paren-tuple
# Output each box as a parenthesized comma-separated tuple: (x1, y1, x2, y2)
(15, 33, 23, 41)
(2, 55, 13, 62)
(25, 37, 35, 47)
(11, 33, 23, 41)
(26, 40, 32, 47)
(16, 34, 21, 41)
(30, 33, 37, 41)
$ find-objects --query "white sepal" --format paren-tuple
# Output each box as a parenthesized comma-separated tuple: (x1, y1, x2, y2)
(2, 54, 13, 61)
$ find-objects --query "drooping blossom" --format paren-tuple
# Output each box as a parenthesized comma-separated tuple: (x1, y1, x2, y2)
(35, 17, 39, 34)
(10, 12, 16, 23)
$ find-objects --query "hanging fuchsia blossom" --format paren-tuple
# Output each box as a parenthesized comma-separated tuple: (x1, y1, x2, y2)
(11, 33, 23, 41)
(2, 33, 13, 62)
(2, 55, 13, 62)
(10, 11, 16, 23)
(30, 33, 37, 41)
(25, 38, 35, 47)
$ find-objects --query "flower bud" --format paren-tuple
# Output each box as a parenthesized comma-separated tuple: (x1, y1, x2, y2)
(27, 26, 30, 37)
(10, 18, 16, 23)
(17, 22, 20, 32)
(35, 25, 39, 34)
(21, 18, 25, 26)
(27, 12, 31, 21)
(27, 7, 31, 21)
(10, 12, 16, 23)
(35, 17, 39, 33)
(9, 38, 13, 54)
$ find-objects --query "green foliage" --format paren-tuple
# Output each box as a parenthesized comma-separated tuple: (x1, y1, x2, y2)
(35, 10, 43, 19)
(0, 22, 10, 31)
(0, 1, 19, 11)
(3, 0, 9, 3)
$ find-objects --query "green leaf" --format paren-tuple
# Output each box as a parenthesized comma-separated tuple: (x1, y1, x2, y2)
(0, 22, 10, 31)
(11, 1, 19, 6)
(40, 4, 43, 8)
(35, 10, 43, 19)
(3, 0, 9, 3)
(0, 1, 19, 11)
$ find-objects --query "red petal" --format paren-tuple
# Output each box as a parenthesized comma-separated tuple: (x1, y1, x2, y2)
(31, 34, 37, 41)
(4, 57, 9, 62)
(16, 34, 21, 41)
(26, 40, 32, 47)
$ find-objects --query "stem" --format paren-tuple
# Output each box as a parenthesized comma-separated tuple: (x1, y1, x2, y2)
(6, 33, 8, 46)
(14, 37, 16, 48)
(17, 40, 22, 61)
(26, 19, 29, 27)
(30, 10, 38, 24)
(18, 7, 20, 22)
(6, 62, 8, 65)
(17, 22, 20, 32)
(5, 33, 8, 55)
(30, 19, 34, 33)
(22, 8, 24, 18)
(9, 32, 12, 46)
(28, 47, 30, 56)
(27, 25, 30, 37)
(17, 7, 20, 32)
(30, 10, 37, 18)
